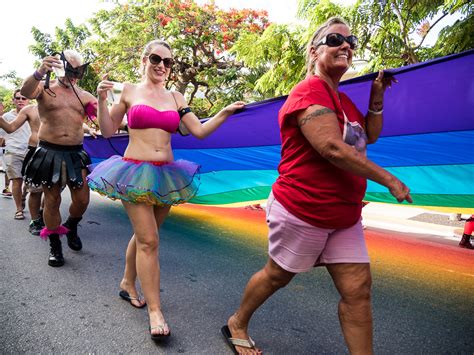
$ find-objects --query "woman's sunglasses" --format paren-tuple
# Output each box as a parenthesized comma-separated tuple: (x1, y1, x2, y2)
(317, 33, 358, 50)
(148, 54, 174, 68)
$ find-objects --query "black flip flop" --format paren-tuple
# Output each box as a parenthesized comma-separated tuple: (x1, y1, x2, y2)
(221, 325, 259, 354)
(119, 290, 146, 308)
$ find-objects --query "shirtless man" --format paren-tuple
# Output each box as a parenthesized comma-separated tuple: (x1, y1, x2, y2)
(0, 104, 44, 235)
(21, 49, 97, 267)
(0, 104, 98, 237)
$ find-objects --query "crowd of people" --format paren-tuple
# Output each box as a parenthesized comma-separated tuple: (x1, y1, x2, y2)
(0, 16, 471, 354)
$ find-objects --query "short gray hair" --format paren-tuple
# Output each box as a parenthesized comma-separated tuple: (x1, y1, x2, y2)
(63, 49, 84, 66)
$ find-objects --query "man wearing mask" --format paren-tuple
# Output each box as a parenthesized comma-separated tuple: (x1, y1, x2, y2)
(21, 49, 97, 267)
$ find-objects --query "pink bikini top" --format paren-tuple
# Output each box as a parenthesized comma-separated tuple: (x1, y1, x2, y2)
(127, 104, 180, 133)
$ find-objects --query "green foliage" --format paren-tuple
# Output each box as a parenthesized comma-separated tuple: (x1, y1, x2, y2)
(88, 0, 269, 116)
(351, 0, 438, 71)
(297, 0, 352, 29)
(0, 85, 14, 111)
(0, 71, 23, 89)
(234, 0, 473, 97)
(0, 74, 22, 112)
(28, 19, 100, 94)
(346, 0, 473, 72)
(231, 0, 353, 98)
(232, 24, 307, 98)
(24, 0, 472, 113)
(431, 3, 474, 58)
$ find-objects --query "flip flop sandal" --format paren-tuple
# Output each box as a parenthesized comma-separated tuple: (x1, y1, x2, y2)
(14, 210, 25, 220)
(221, 325, 260, 354)
(119, 290, 146, 308)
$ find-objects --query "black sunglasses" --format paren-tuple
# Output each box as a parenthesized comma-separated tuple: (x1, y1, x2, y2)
(317, 33, 358, 50)
(14, 96, 28, 100)
(148, 54, 174, 68)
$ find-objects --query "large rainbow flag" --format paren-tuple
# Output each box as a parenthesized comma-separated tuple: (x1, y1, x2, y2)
(84, 49, 474, 212)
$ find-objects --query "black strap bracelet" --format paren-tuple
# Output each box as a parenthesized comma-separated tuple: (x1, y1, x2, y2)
(178, 107, 192, 118)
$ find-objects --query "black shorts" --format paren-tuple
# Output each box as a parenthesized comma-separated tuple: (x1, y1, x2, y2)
(23, 140, 91, 189)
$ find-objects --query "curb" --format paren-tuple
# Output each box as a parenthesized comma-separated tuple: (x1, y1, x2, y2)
(362, 213, 459, 240)
(361, 203, 461, 241)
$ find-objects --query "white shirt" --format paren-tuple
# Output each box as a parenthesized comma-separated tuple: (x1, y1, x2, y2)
(0, 110, 31, 154)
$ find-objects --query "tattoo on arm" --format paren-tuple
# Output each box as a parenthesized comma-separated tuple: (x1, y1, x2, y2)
(299, 107, 334, 127)
(369, 100, 383, 110)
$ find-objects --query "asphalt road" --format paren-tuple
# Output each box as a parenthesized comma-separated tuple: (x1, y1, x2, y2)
(0, 190, 472, 354)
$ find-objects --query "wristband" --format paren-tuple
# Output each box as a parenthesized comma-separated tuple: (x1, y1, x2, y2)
(178, 107, 192, 119)
(368, 108, 383, 115)
(33, 70, 44, 81)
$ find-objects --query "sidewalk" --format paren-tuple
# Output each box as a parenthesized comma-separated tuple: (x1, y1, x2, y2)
(361, 202, 466, 241)
(241, 199, 468, 242)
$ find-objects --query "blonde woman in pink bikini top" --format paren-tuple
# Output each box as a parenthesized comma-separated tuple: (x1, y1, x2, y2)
(89, 39, 244, 340)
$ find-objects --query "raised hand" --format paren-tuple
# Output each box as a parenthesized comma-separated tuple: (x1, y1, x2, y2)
(96, 74, 115, 101)
(376, 70, 397, 89)
(38, 56, 64, 76)
(369, 70, 398, 111)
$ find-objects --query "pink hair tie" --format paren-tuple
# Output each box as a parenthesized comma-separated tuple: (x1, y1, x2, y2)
(39, 226, 69, 240)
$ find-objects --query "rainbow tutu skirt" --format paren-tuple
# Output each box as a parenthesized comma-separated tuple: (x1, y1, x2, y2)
(87, 155, 200, 206)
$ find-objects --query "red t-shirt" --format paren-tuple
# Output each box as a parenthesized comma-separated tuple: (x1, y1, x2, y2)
(272, 76, 367, 229)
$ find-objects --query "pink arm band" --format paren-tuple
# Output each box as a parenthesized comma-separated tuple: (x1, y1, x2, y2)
(85, 102, 97, 120)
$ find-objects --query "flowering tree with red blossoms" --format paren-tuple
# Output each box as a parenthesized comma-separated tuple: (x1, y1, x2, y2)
(90, 0, 269, 116)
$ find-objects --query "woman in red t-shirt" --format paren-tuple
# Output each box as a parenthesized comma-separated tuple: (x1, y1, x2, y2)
(222, 17, 412, 354)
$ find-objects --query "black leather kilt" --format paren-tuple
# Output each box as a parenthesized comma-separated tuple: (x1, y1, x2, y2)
(23, 140, 91, 189)
(21, 145, 37, 176)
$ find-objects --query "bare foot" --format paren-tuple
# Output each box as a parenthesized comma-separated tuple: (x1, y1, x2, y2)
(227, 314, 262, 354)
(119, 280, 145, 308)
(149, 309, 170, 336)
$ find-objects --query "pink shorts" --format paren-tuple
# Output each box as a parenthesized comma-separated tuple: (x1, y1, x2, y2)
(266, 192, 370, 273)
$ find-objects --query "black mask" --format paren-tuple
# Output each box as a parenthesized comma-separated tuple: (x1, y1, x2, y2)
(53, 51, 90, 79)
(65, 62, 89, 79)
